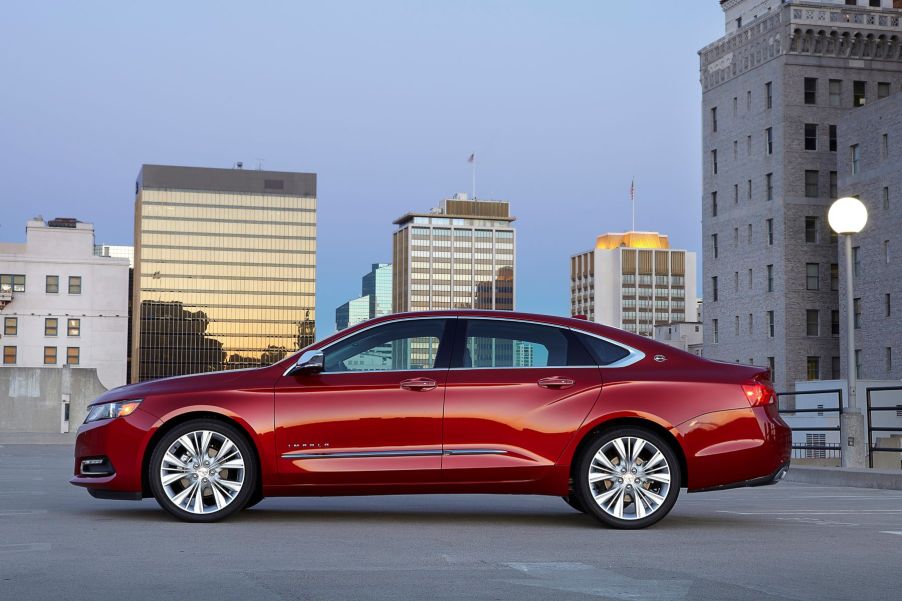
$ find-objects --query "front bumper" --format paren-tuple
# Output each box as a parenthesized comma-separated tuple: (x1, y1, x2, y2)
(69, 408, 158, 498)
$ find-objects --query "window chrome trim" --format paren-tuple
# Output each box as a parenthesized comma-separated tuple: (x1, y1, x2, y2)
(280, 448, 507, 460)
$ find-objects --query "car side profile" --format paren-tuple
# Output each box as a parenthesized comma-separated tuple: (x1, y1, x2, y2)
(71, 310, 791, 528)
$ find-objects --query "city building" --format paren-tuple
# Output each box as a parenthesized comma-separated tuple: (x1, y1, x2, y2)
(699, 0, 902, 389)
(837, 90, 902, 380)
(654, 321, 704, 356)
(336, 262, 392, 331)
(133, 165, 317, 382)
(570, 232, 698, 337)
(392, 194, 515, 313)
(0, 217, 129, 389)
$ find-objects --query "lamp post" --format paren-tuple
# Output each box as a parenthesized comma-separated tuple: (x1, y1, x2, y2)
(827, 197, 869, 469)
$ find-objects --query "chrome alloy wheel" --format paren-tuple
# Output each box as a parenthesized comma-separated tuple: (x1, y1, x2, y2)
(587, 436, 671, 521)
(159, 430, 246, 515)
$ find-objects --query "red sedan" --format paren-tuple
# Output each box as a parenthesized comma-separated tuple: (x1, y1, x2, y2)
(71, 311, 791, 528)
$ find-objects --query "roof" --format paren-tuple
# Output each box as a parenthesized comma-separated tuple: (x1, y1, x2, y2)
(138, 164, 317, 197)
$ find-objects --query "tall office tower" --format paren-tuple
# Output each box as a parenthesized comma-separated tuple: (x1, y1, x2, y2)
(837, 91, 902, 380)
(570, 232, 698, 337)
(699, 0, 902, 389)
(392, 194, 515, 313)
(133, 165, 317, 382)
(335, 262, 392, 331)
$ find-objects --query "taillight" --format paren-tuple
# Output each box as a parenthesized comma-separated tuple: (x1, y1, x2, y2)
(741, 381, 775, 407)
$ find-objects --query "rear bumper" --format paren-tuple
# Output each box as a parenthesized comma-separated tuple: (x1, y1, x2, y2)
(689, 460, 790, 493)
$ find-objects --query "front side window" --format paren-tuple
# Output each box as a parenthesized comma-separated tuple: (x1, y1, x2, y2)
(459, 319, 593, 368)
(323, 318, 449, 372)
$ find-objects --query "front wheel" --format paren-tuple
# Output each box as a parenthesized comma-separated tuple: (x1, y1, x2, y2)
(148, 419, 257, 522)
(575, 428, 681, 529)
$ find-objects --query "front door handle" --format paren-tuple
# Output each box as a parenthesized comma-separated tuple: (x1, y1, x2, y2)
(400, 378, 437, 391)
(537, 376, 575, 390)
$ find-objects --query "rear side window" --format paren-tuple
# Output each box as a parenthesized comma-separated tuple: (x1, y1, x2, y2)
(574, 332, 631, 366)
(458, 319, 594, 368)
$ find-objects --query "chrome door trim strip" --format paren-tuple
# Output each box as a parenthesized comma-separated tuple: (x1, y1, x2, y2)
(281, 448, 507, 459)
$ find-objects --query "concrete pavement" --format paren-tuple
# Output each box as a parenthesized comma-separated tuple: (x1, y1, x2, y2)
(1, 444, 901, 600)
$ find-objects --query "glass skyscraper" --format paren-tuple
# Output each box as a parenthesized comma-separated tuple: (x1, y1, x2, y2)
(133, 165, 316, 382)
(335, 262, 392, 331)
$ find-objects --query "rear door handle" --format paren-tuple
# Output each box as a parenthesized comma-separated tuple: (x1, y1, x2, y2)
(537, 376, 575, 390)
(400, 378, 437, 391)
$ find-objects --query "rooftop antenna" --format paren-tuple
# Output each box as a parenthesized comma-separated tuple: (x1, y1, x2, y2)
(630, 177, 636, 232)
(468, 153, 476, 200)
(256, 158, 265, 171)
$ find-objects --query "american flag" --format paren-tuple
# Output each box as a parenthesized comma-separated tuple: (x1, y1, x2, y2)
(468, 153, 475, 164)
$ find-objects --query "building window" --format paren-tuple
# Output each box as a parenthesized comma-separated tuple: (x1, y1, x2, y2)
(767, 356, 775, 380)
(805, 170, 819, 197)
(68, 276, 82, 294)
(806, 356, 820, 381)
(804, 77, 817, 104)
(767, 310, 775, 337)
(829, 125, 837, 152)
(747, 179, 752, 201)
(748, 268, 753, 288)
(712, 319, 719, 343)
(767, 264, 774, 292)
(830, 171, 838, 199)
(733, 227, 739, 247)
(44, 346, 57, 365)
(3, 317, 17, 336)
(747, 224, 752, 244)
(733, 140, 738, 160)
(46, 275, 59, 294)
(711, 107, 718, 132)
(766, 173, 773, 200)
(832, 310, 840, 336)
(66, 347, 80, 366)
(712, 191, 718, 217)
(851, 144, 860, 174)
(806, 309, 820, 337)
(712, 276, 719, 302)
(884, 186, 890, 210)
(829, 79, 842, 107)
(882, 133, 889, 159)
(765, 128, 773, 155)
(733, 96, 738, 116)
(711, 149, 718, 175)
(878, 81, 891, 100)
(887, 293, 892, 317)
(3, 346, 16, 365)
(67, 318, 80, 337)
(855, 349, 862, 379)
(766, 218, 774, 245)
(885, 240, 891, 263)
(747, 135, 752, 156)
(853, 246, 860, 276)
(712, 234, 718, 258)
(854, 298, 861, 329)
(853, 80, 866, 107)
(747, 90, 751, 111)
(805, 216, 818, 243)
(735, 315, 740, 336)
(748, 313, 754, 335)
(765, 81, 772, 109)
(832, 356, 841, 379)
(806, 263, 820, 290)
(0, 274, 26, 293)
(804, 124, 817, 151)
(734, 183, 739, 204)
(734, 271, 740, 292)
(45, 318, 58, 336)
(830, 263, 839, 291)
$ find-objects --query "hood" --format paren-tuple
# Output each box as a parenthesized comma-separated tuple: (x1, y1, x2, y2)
(89, 367, 264, 406)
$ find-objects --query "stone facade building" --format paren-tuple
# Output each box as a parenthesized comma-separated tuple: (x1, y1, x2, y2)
(700, 0, 902, 389)
(837, 90, 902, 379)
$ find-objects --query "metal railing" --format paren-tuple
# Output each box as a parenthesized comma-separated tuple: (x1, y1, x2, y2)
(865, 385, 902, 469)
(777, 389, 844, 460)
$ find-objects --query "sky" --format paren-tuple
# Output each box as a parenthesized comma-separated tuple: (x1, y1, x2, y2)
(0, 1, 724, 338)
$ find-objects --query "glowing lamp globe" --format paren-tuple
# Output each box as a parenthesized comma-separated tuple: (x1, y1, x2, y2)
(828, 197, 868, 235)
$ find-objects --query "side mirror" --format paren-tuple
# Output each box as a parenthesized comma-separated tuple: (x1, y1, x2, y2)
(285, 350, 324, 376)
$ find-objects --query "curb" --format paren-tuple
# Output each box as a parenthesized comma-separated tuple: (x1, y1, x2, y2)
(785, 465, 902, 491)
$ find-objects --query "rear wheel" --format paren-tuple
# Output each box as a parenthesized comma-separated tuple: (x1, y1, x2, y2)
(148, 419, 257, 522)
(576, 427, 680, 529)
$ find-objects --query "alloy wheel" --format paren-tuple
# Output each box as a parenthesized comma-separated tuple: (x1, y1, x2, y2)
(586, 435, 672, 521)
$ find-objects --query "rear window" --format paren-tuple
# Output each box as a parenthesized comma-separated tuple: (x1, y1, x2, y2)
(574, 332, 631, 366)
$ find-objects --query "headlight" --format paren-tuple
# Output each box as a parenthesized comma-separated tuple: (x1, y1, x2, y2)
(84, 399, 142, 423)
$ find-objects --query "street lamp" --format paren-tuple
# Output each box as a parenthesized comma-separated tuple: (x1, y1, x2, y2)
(828, 196, 868, 468)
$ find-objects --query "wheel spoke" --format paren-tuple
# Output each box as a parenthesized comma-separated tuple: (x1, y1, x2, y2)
(177, 435, 198, 459)
(611, 438, 628, 465)
(630, 439, 646, 463)
(644, 471, 671, 484)
(161, 472, 189, 486)
(588, 471, 617, 483)
(163, 452, 189, 470)
(198, 431, 213, 458)
(644, 451, 666, 470)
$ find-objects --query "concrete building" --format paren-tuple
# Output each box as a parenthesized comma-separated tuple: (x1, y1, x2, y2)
(336, 263, 392, 331)
(392, 194, 515, 312)
(570, 232, 698, 337)
(0, 218, 129, 390)
(699, 0, 902, 389)
(133, 165, 317, 382)
(654, 321, 704, 356)
(837, 90, 902, 380)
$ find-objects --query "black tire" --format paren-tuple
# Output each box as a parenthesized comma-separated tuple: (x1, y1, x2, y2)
(562, 493, 587, 513)
(575, 427, 681, 529)
(148, 419, 258, 522)
(245, 489, 264, 510)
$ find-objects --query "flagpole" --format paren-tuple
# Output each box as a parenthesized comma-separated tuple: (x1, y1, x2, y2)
(631, 177, 636, 232)
(471, 155, 477, 200)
